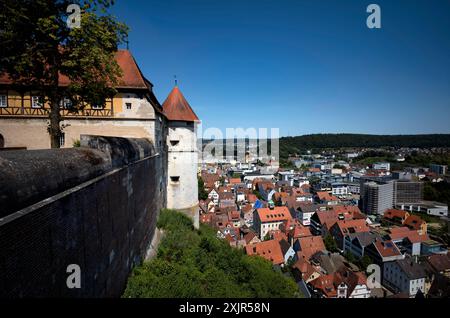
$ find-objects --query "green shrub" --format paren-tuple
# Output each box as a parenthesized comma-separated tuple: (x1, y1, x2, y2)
(123, 209, 300, 298)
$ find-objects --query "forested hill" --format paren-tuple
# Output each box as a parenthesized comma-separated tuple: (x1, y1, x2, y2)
(280, 134, 450, 155)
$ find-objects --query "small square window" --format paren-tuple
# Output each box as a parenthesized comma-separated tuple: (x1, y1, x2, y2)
(32, 96, 43, 108)
(126, 102, 132, 110)
(0, 95, 7, 107)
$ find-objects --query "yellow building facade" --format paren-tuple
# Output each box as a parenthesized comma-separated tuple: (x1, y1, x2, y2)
(0, 50, 166, 150)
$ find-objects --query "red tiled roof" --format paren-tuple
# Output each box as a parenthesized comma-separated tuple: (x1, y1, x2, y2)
(243, 232, 259, 244)
(291, 223, 312, 239)
(245, 240, 284, 265)
(228, 210, 240, 222)
(0, 49, 149, 89)
(228, 178, 241, 185)
(389, 227, 429, 243)
(309, 274, 337, 297)
(317, 191, 338, 202)
(293, 258, 318, 281)
(247, 194, 257, 203)
(297, 236, 326, 260)
(373, 239, 402, 258)
(384, 209, 409, 221)
(162, 86, 199, 122)
(335, 219, 369, 236)
(404, 215, 426, 231)
(256, 207, 291, 223)
(271, 230, 289, 242)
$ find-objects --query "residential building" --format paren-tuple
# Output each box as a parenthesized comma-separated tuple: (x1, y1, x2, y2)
(344, 232, 377, 258)
(308, 267, 371, 298)
(365, 239, 405, 267)
(316, 191, 339, 205)
(208, 188, 219, 204)
(331, 183, 349, 197)
(404, 215, 427, 235)
(294, 236, 326, 261)
(310, 205, 365, 236)
(383, 257, 426, 297)
(295, 203, 326, 226)
(253, 206, 291, 238)
(387, 227, 429, 256)
(329, 219, 370, 251)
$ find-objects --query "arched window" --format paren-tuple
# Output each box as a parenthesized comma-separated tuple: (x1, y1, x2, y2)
(0, 134, 4, 148)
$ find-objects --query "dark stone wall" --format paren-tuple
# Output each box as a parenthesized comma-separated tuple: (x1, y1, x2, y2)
(0, 136, 166, 297)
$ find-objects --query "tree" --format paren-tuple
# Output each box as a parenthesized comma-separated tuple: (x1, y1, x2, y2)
(0, 0, 128, 147)
(198, 177, 208, 200)
(324, 234, 338, 253)
(358, 255, 373, 271)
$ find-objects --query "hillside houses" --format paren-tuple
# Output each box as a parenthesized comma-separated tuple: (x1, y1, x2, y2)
(198, 158, 449, 298)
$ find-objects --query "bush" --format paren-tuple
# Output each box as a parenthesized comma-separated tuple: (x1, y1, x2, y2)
(123, 209, 300, 298)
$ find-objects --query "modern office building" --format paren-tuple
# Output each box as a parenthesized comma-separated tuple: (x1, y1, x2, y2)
(394, 180, 423, 204)
(359, 177, 395, 215)
(430, 164, 447, 176)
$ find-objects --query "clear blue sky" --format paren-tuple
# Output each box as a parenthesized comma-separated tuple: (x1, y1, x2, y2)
(112, 0, 450, 137)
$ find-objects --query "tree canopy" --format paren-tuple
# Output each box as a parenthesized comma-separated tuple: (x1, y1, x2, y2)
(280, 134, 450, 159)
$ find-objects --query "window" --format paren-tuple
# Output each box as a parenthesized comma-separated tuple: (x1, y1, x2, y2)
(91, 103, 105, 110)
(32, 96, 43, 108)
(92, 104, 104, 110)
(0, 95, 7, 107)
(59, 133, 65, 147)
(60, 97, 73, 109)
(170, 176, 180, 182)
(125, 102, 132, 110)
(170, 140, 179, 146)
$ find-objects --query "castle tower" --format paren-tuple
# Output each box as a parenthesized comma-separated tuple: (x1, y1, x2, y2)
(162, 85, 200, 227)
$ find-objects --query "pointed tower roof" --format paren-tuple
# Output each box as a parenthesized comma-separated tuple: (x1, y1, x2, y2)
(162, 86, 200, 122)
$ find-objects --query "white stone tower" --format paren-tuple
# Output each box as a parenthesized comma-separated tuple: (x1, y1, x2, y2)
(162, 85, 200, 227)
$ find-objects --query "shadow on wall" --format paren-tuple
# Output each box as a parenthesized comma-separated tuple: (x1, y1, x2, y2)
(0, 135, 165, 297)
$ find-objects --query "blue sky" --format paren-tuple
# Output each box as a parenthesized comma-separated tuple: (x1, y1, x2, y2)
(112, 0, 450, 137)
